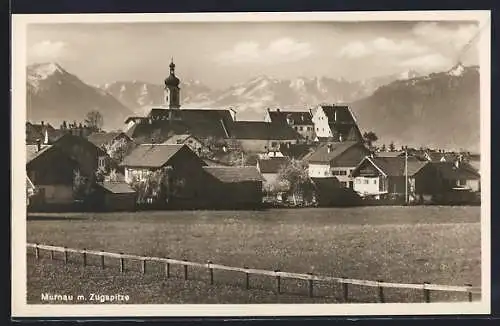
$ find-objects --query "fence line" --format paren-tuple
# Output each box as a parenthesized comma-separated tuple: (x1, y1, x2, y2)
(27, 243, 481, 302)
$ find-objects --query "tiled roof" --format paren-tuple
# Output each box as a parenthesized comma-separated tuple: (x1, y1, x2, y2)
(26, 145, 53, 164)
(430, 162, 480, 180)
(229, 121, 299, 140)
(98, 181, 136, 194)
(376, 151, 405, 158)
(257, 157, 290, 174)
(278, 143, 317, 159)
(321, 105, 355, 123)
(87, 132, 129, 147)
(304, 141, 359, 164)
(163, 134, 198, 145)
(267, 110, 313, 125)
(121, 144, 185, 168)
(369, 156, 429, 177)
(203, 166, 264, 183)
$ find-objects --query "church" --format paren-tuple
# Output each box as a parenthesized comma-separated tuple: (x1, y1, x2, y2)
(123, 60, 302, 153)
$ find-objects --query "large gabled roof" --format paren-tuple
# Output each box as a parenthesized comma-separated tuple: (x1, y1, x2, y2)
(120, 144, 187, 168)
(228, 121, 300, 140)
(430, 161, 481, 180)
(203, 166, 264, 183)
(87, 132, 130, 147)
(304, 141, 360, 164)
(267, 110, 313, 125)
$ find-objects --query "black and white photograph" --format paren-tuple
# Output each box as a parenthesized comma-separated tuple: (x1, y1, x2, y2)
(11, 10, 491, 317)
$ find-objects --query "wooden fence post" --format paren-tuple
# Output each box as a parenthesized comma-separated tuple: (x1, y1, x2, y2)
(183, 260, 188, 280)
(377, 280, 385, 303)
(141, 259, 146, 274)
(165, 259, 170, 278)
(120, 253, 125, 273)
(100, 250, 105, 269)
(342, 277, 349, 302)
(244, 266, 250, 290)
(35, 244, 39, 260)
(50, 245, 54, 260)
(466, 284, 473, 302)
(64, 247, 68, 264)
(308, 273, 314, 298)
(423, 282, 431, 303)
(275, 270, 281, 294)
(82, 248, 87, 267)
(207, 260, 214, 285)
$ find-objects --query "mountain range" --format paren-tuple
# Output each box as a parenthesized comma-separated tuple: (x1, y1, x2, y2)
(25, 62, 480, 151)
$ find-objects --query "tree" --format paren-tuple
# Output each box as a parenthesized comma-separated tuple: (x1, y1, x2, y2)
(362, 131, 378, 149)
(104, 137, 134, 163)
(129, 166, 172, 205)
(277, 159, 314, 205)
(84, 110, 104, 132)
(389, 141, 396, 152)
(380, 144, 387, 152)
(73, 169, 90, 200)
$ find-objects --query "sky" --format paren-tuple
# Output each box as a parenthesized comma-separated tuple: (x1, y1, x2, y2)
(27, 20, 480, 89)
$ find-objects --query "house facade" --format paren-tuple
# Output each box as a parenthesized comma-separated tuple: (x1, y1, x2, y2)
(311, 105, 363, 142)
(256, 156, 290, 189)
(26, 144, 78, 206)
(264, 109, 315, 141)
(351, 156, 429, 199)
(305, 141, 370, 188)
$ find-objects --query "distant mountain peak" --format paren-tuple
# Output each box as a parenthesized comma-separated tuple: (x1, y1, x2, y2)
(27, 62, 65, 79)
(448, 62, 466, 77)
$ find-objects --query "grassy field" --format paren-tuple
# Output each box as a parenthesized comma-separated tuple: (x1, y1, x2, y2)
(26, 206, 481, 304)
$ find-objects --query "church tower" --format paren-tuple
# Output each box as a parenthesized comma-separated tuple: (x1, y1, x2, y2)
(164, 58, 181, 109)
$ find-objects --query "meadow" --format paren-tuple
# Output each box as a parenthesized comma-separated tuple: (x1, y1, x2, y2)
(26, 206, 481, 303)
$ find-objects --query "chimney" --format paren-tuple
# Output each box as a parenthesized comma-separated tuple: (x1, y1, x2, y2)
(276, 108, 280, 113)
(41, 121, 44, 126)
(327, 143, 332, 153)
(36, 139, 41, 152)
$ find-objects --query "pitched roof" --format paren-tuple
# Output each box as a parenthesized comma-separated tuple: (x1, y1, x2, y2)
(278, 143, 317, 159)
(87, 132, 128, 147)
(320, 105, 356, 123)
(430, 162, 480, 180)
(369, 156, 429, 177)
(51, 133, 108, 156)
(203, 166, 264, 183)
(163, 134, 201, 145)
(257, 157, 290, 174)
(229, 121, 299, 140)
(127, 108, 235, 141)
(376, 151, 405, 158)
(98, 181, 136, 194)
(304, 141, 360, 164)
(267, 110, 313, 125)
(26, 144, 53, 163)
(120, 144, 186, 168)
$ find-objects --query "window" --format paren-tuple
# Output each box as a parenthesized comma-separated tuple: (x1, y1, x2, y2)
(364, 179, 369, 184)
(355, 179, 360, 184)
(373, 179, 377, 184)
(299, 126, 303, 131)
(98, 156, 106, 169)
(316, 127, 319, 131)
(458, 179, 467, 186)
(324, 171, 328, 176)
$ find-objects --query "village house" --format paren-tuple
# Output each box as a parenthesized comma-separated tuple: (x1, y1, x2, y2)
(264, 108, 315, 141)
(227, 121, 300, 153)
(26, 143, 78, 207)
(50, 133, 111, 178)
(93, 181, 137, 211)
(26, 121, 66, 145)
(350, 156, 429, 200)
(201, 166, 264, 208)
(162, 133, 206, 155)
(304, 141, 371, 188)
(120, 143, 207, 205)
(423, 161, 481, 193)
(311, 104, 363, 142)
(87, 131, 133, 149)
(256, 156, 290, 189)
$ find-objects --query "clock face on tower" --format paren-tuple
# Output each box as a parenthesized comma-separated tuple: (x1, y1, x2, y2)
(165, 88, 170, 105)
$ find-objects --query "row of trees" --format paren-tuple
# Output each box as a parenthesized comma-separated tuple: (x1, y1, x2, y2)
(58, 110, 104, 132)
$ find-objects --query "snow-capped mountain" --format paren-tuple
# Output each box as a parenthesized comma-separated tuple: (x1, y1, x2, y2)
(350, 65, 480, 152)
(27, 62, 134, 131)
(100, 70, 423, 120)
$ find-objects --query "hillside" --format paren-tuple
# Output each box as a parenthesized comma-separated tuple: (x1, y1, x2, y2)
(350, 64, 480, 152)
(26, 63, 134, 131)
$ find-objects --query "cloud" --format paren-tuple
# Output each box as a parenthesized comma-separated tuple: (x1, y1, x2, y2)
(398, 53, 453, 70)
(29, 40, 68, 61)
(338, 37, 428, 59)
(216, 38, 313, 65)
(412, 22, 478, 51)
